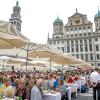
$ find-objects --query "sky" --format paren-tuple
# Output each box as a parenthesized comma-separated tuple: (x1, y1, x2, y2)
(0, 0, 99, 43)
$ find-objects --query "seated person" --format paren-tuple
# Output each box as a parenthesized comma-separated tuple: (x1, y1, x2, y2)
(0, 77, 11, 96)
(67, 75, 73, 84)
(53, 76, 59, 89)
(46, 74, 54, 90)
(58, 80, 68, 100)
(3, 86, 15, 100)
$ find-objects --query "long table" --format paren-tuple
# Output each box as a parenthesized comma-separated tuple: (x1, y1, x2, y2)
(66, 87, 71, 100)
(43, 92, 61, 100)
(66, 83, 78, 97)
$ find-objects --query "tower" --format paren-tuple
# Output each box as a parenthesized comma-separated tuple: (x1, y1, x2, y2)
(9, 1, 22, 32)
(53, 16, 63, 34)
(94, 7, 100, 32)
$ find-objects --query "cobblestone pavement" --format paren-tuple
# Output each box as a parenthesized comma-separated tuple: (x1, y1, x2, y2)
(72, 88, 93, 100)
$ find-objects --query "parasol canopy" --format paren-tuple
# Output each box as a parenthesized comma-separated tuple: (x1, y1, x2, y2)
(0, 21, 27, 49)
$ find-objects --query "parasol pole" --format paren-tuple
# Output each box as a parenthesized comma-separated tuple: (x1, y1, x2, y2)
(69, 65, 70, 74)
(62, 64, 64, 73)
(50, 57, 52, 72)
(21, 62, 22, 71)
(26, 43, 30, 72)
(2, 60, 5, 72)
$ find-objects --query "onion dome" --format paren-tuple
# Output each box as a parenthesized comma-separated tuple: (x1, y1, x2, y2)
(53, 16, 63, 24)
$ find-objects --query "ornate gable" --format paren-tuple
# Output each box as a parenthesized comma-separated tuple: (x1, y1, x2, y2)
(66, 9, 88, 26)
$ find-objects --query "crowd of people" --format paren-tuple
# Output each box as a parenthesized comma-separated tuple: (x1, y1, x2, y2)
(0, 69, 97, 100)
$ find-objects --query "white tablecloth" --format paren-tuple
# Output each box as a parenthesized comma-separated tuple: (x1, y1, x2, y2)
(66, 87, 71, 100)
(66, 84, 78, 97)
(43, 92, 61, 100)
(74, 80, 81, 90)
(75, 80, 86, 92)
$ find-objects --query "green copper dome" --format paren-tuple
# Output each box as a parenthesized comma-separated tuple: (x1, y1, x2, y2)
(53, 17, 63, 24)
(94, 11, 100, 18)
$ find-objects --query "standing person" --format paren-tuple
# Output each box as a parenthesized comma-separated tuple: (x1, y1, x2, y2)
(26, 79, 36, 100)
(90, 68, 100, 100)
(96, 68, 100, 100)
(31, 79, 43, 100)
(15, 78, 29, 100)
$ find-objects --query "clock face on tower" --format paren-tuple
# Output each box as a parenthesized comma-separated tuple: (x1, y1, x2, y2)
(75, 17, 80, 25)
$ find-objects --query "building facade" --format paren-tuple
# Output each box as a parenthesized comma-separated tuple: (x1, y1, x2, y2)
(47, 9, 100, 67)
(9, 1, 22, 32)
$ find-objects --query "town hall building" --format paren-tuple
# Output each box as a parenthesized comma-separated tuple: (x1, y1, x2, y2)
(47, 9, 100, 67)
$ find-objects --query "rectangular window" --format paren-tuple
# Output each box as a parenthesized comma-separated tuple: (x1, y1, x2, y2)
(79, 27, 81, 30)
(84, 39, 87, 43)
(61, 41, 64, 44)
(85, 44, 88, 52)
(88, 26, 90, 29)
(95, 38, 98, 41)
(67, 41, 69, 44)
(97, 54, 100, 60)
(81, 54, 84, 60)
(76, 54, 79, 58)
(56, 36, 59, 39)
(53, 41, 56, 45)
(66, 29, 69, 31)
(80, 40, 82, 43)
(97, 63, 100, 66)
(57, 47, 60, 49)
(88, 33, 91, 35)
(75, 34, 77, 37)
(89, 39, 91, 42)
(83, 27, 86, 29)
(49, 42, 52, 45)
(96, 45, 99, 51)
(71, 28, 73, 31)
(57, 41, 60, 44)
(75, 40, 78, 43)
(67, 45, 70, 53)
(62, 47, 64, 53)
(80, 44, 83, 52)
(80, 34, 82, 36)
(71, 45, 74, 52)
(85, 54, 88, 61)
(71, 41, 74, 44)
(89, 44, 92, 51)
(90, 53, 93, 60)
(84, 33, 86, 36)
(76, 44, 79, 52)
(71, 35, 73, 37)
(75, 28, 77, 30)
